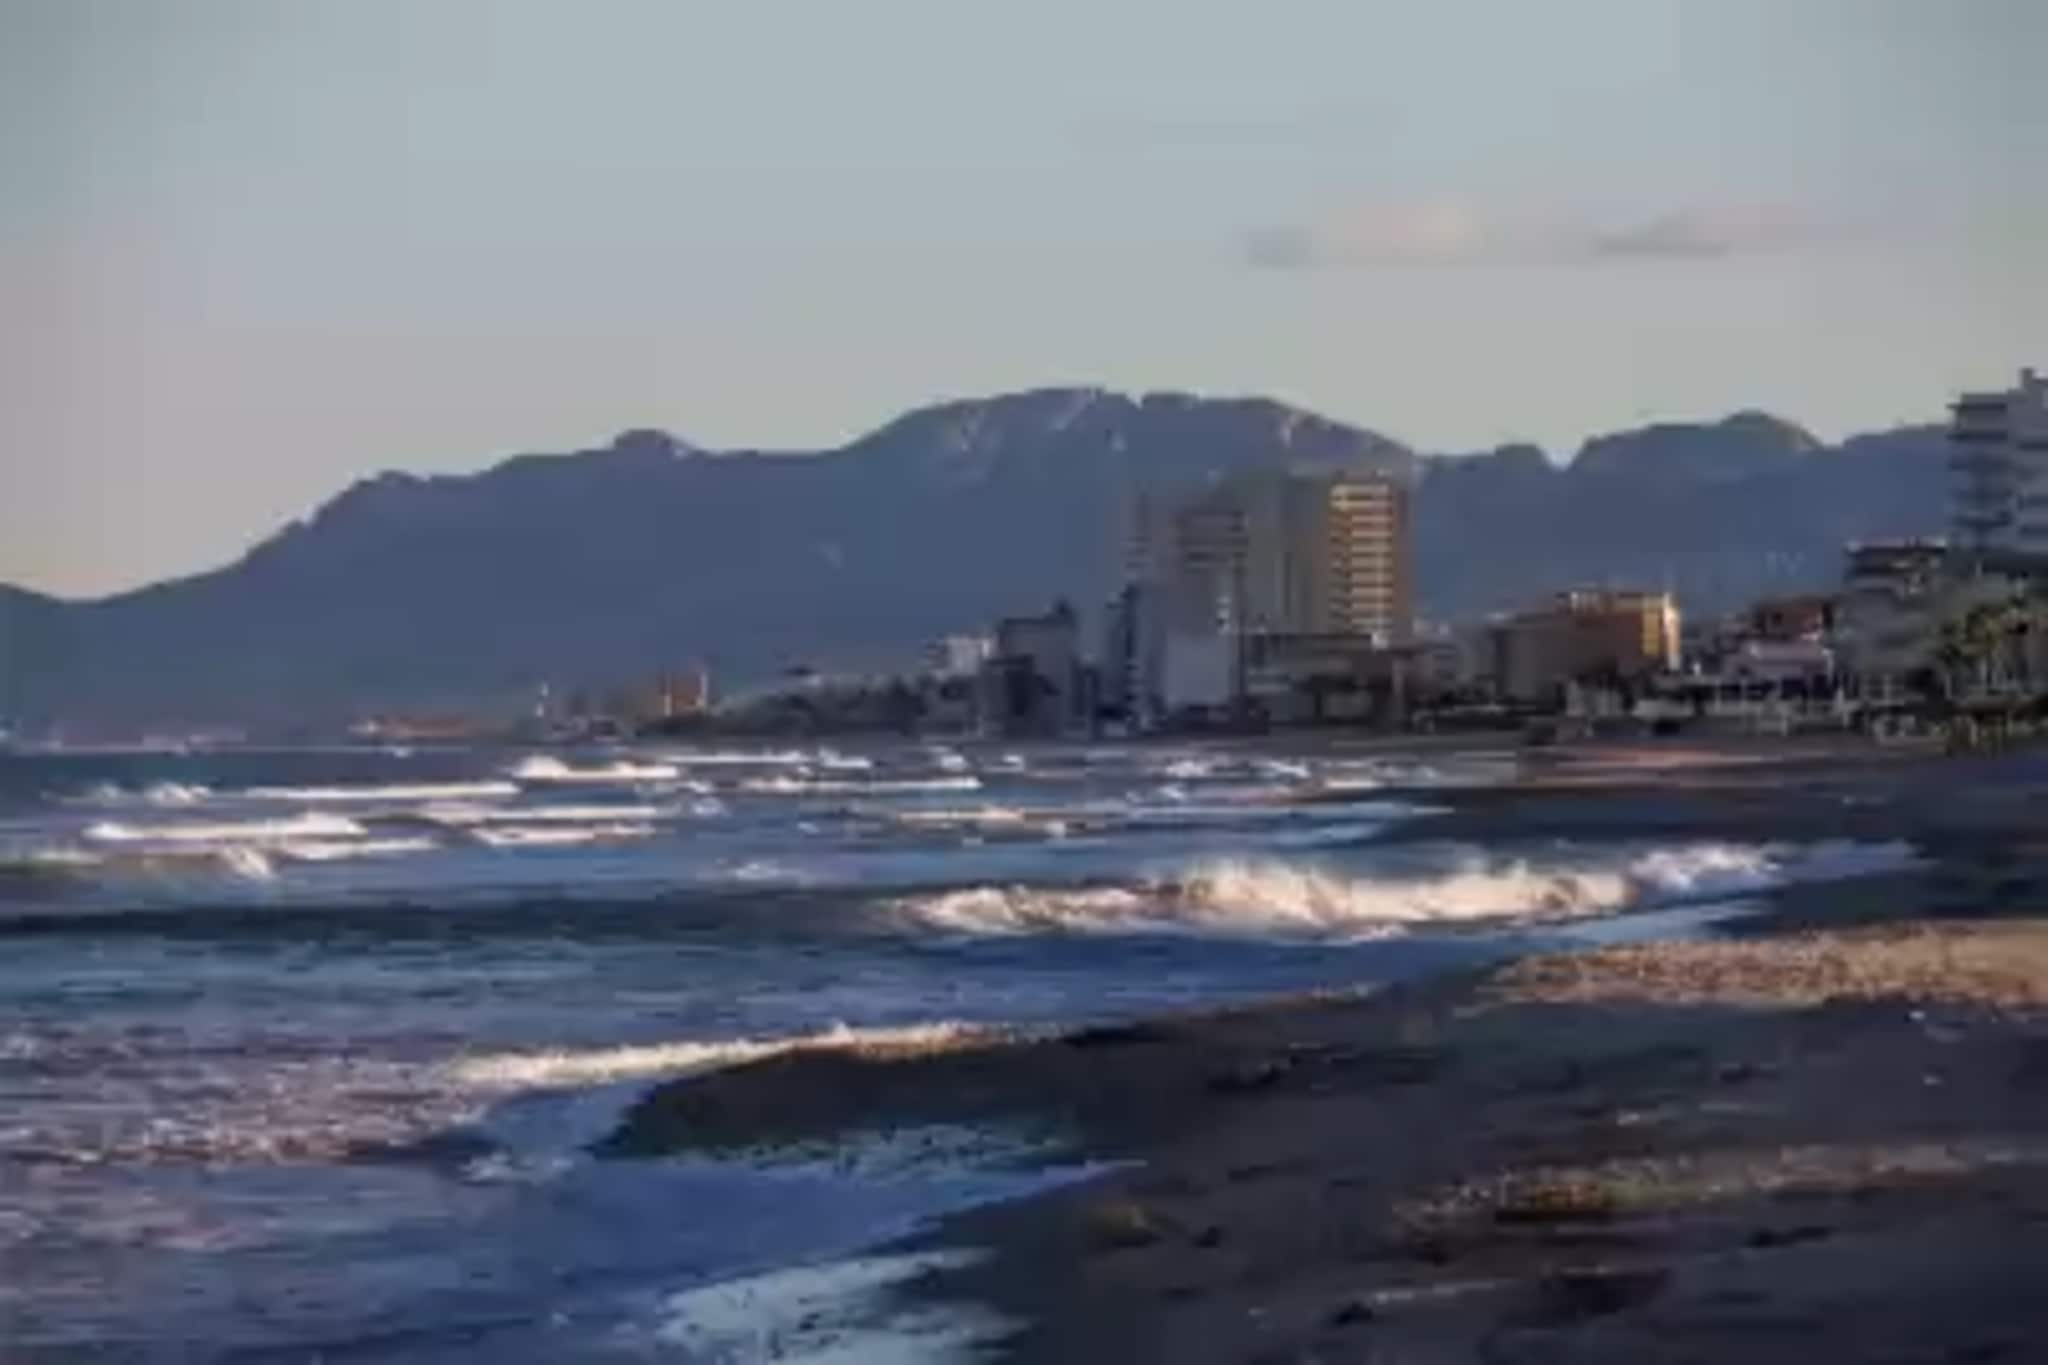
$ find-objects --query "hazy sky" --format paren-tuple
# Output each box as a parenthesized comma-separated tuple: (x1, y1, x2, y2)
(3, 0, 2043, 596)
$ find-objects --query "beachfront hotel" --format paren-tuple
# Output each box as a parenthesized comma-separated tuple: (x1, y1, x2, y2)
(1951, 367, 2048, 559)
(1125, 466, 1413, 643)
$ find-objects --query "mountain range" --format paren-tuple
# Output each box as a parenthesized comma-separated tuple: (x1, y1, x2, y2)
(0, 388, 1949, 730)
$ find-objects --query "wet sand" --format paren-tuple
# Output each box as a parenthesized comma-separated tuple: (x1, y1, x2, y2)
(607, 740, 2048, 1362)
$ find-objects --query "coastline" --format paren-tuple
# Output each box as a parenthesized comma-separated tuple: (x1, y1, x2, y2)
(606, 740, 2048, 1361)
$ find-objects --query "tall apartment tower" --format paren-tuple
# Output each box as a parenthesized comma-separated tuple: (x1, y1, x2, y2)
(1322, 473, 1411, 639)
(1951, 368, 2048, 558)
(1127, 466, 1412, 643)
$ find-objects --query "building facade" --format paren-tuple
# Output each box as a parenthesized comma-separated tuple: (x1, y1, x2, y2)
(1127, 466, 1413, 644)
(1832, 540, 1948, 697)
(1098, 582, 1166, 724)
(1951, 368, 2048, 558)
(1488, 590, 1681, 704)
(981, 600, 1085, 736)
(926, 633, 993, 678)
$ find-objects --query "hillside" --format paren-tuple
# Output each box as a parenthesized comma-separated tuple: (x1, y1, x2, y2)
(0, 391, 1947, 729)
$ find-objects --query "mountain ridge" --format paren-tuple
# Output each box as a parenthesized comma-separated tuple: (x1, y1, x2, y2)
(0, 389, 1949, 729)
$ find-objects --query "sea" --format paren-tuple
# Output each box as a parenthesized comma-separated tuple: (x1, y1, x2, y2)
(0, 739, 1917, 1361)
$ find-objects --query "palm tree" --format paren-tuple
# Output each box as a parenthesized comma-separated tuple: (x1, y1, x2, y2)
(1936, 594, 2031, 703)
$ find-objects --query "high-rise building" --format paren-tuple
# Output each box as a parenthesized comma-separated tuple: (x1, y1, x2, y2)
(1127, 466, 1412, 644)
(1951, 368, 2048, 558)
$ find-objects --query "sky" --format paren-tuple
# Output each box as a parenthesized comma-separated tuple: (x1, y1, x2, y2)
(2, 0, 2043, 597)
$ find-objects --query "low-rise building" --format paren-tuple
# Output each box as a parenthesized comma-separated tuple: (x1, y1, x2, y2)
(1162, 632, 1235, 716)
(1748, 594, 1833, 643)
(981, 600, 1086, 737)
(1486, 590, 1681, 705)
(926, 634, 993, 679)
(1243, 633, 1412, 724)
(1832, 540, 1948, 701)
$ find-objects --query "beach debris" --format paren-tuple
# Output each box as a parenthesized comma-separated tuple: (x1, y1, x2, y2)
(1491, 1177, 1622, 1225)
(1085, 1198, 1167, 1250)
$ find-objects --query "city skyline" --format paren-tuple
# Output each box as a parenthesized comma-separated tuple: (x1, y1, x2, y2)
(4, 0, 2044, 596)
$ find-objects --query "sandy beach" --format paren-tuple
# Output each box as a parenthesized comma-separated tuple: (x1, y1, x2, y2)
(605, 741, 2048, 1362)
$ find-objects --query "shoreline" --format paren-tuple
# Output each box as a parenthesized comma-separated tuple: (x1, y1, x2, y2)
(605, 741, 2048, 1361)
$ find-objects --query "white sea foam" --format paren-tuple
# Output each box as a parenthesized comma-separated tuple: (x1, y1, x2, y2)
(471, 823, 657, 848)
(716, 859, 818, 886)
(217, 847, 277, 881)
(654, 1249, 1007, 1365)
(890, 804, 1045, 833)
(459, 1152, 577, 1186)
(509, 756, 682, 784)
(738, 775, 826, 795)
(450, 1020, 991, 1091)
(85, 813, 368, 845)
(420, 801, 675, 826)
(743, 775, 983, 796)
(1265, 821, 1388, 849)
(68, 781, 213, 808)
(659, 748, 818, 768)
(927, 747, 971, 773)
(891, 841, 1919, 942)
(13, 845, 103, 869)
(273, 837, 438, 863)
(242, 780, 518, 803)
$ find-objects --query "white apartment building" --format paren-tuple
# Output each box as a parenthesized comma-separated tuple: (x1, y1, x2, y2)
(1951, 368, 2048, 558)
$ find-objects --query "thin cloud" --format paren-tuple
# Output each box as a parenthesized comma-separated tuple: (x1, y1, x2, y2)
(1242, 200, 1494, 268)
(1589, 204, 1822, 259)
(1243, 200, 1833, 269)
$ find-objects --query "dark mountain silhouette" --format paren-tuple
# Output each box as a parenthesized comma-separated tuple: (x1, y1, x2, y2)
(1414, 415, 1947, 621)
(0, 389, 1947, 729)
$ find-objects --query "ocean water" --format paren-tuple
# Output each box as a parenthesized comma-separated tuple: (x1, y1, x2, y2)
(0, 740, 1917, 1360)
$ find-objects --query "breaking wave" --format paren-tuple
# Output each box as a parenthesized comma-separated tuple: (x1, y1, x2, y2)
(654, 747, 870, 771)
(85, 813, 368, 845)
(420, 801, 676, 826)
(655, 748, 811, 767)
(272, 837, 439, 863)
(242, 781, 518, 803)
(449, 1020, 991, 1091)
(67, 781, 213, 808)
(508, 756, 682, 784)
(740, 774, 983, 796)
(471, 823, 658, 848)
(890, 841, 1918, 942)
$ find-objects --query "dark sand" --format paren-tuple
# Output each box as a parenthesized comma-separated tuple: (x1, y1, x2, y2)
(608, 741, 2048, 1362)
